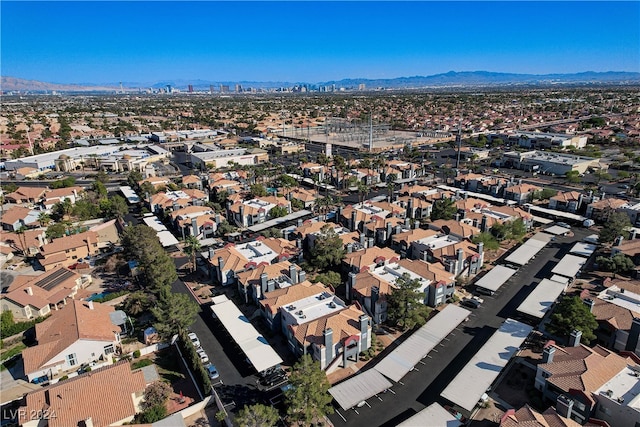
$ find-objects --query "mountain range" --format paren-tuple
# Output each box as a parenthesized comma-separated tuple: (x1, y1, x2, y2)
(2, 71, 640, 92)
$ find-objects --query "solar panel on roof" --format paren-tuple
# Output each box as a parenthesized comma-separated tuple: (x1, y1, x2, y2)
(35, 268, 76, 291)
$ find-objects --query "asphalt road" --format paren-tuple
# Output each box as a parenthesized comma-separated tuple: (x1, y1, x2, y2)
(328, 227, 590, 426)
(169, 256, 264, 413)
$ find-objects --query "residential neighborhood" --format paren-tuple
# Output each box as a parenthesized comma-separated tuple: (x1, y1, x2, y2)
(1, 85, 640, 427)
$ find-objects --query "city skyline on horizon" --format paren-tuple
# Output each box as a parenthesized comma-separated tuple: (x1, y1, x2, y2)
(2, 1, 639, 85)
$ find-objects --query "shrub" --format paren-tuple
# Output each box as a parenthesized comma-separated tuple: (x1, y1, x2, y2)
(132, 359, 153, 370)
(133, 350, 141, 359)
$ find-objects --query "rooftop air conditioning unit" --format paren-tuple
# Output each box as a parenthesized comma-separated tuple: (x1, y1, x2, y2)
(329, 302, 336, 309)
(296, 310, 303, 316)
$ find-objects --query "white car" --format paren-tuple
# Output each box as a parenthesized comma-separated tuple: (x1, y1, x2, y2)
(196, 348, 209, 364)
(188, 332, 201, 348)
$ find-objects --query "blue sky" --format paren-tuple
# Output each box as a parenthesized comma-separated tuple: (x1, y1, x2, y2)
(1, 1, 639, 84)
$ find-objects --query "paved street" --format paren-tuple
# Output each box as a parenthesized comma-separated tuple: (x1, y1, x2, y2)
(329, 227, 590, 426)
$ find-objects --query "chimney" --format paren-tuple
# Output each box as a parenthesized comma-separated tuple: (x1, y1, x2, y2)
(457, 248, 465, 273)
(191, 217, 198, 237)
(351, 210, 358, 232)
(480, 215, 488, 232)
(336, 206, 343, 224)
(542, 345, 555, 363)
(631, 229, 637, 240)
(260, 272, 268, 293)
(414, 220, 420, 230)
(359, 314, 369, 343)
(472, 218, 478, 228)
(172, 201, 179, 211)
(267, 280, 275, 293)
(569, 329, 582, 347)
(386, 222, 393, 240)
(625, 317, 640, 352)
(455, 213, 460, 222)
(407, 198, 414, 218)
(239, 204, 245, 221)
(217, 256, 225, 283)
(324, 328, 334, 363)
(371, 286, 379, 322)
(215, 213, 221, 225)
(297, 219, 303, 227)
(346, 243, 353, 254)
(289, 264, 298, 284)
(614, 236, 624, 246)
(87, 300, 94, 310)
(298, 270, 306, 283)
(404, 217, 411, 229)
(208, 247, 214, 260)
(583, 298, 595, 312)
(347, 272, 357, 300)
(26, 286, 33, 296)
(296, 238, 303, 249)
(360, 233, 366, 247)
(367, 237, 374, 249)
(556, 395, 574, 420)
(395, 225, 402, 235)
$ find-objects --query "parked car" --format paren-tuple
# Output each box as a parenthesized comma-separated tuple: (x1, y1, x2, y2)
(188, 332, 201, 348)
(196, 348, 209, 364)
(259, 368, 287, 388)
(461, 297, 481, 309)
(556, 222, 571, 229)
(205, 363, 219, 380)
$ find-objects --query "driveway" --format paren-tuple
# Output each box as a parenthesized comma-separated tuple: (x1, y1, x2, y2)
(328, 227, 589, 426)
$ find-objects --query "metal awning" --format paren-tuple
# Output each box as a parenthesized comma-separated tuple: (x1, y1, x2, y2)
(328, 369, 392, 411)
(374, 305, 470, 382)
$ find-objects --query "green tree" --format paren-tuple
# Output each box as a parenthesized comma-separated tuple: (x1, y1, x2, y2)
(53, 198, 74, 220)
(121, 225, 177, 293)
(92, 180, 108, 198)
(141, 381, 173, 411)
(140, 181, 156, 197)
(269, 205, 288, 218)
(308, 225, 345, 270)
(151, 290, 199, 340)
(285, 354, 334, 426)
(356, 181, 368, 206)
(531, 188, 558, 201)
(250, 183, 268, 198)
(546, 296, 598, 344)
(46, 222, 70, 239)
(430, 198, 457, 221)
(277, 174, 298, 189)
(95, 170, 109, 184)
(312, 271, 342, 288)
(139, 405, 167, 424)
(127, 170, 143, 188)
(593, 169, 612, 185)
(596, 254, 635, 277)
(565, 170, 581, 184)
(599, 212, 631, 243)
(121, 291, 156, 316)
(107, 195, 128, 219)
(216, 220, 236, 238)
(74, 199, 101, 220)
(386, 273, 432, 331)
(183, 235, 202, 273)
(471, 232, 500, 250)
(235, 403, 279, 427)
(37, 212, 51, 228)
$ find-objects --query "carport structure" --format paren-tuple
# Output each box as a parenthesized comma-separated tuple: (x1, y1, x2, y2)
(474, 265, 518, 295)
(328, 368, 392, 411)
(373, 304, 470, 383)
(210, 296, 283, 373)
(440, 318, 533, 413)
(504, 232, 552, 267)
(516, 278, 567, 320)
(551, 254, 586, 279)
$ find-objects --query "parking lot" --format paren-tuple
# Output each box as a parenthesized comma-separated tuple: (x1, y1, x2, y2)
(328, 227, 590, 426)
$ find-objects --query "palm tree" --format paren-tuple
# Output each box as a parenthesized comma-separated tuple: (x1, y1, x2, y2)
(357, 181, 368, 207)
(15, 225, 29, 256)
(38, 212, 51, 228)
(183, 235, 202, 273)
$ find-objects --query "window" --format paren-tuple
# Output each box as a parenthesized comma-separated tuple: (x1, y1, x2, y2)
(104, 344, 115, 354)
(67, 353, 77, 366)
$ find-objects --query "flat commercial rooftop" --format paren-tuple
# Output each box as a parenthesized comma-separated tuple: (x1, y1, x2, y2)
(437, 185, 517, 206)
(374, 304, 470, 382)
(210, 297, 283, 373)
(551, 254, 586, 278)
(328, 368, 392, 411)
(569, 242, 597, 258)
(474, 265, 518, 293)
(517, 279, 567, 319)
(441, 318, 533, 412)
(396, 402, 461, 427)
